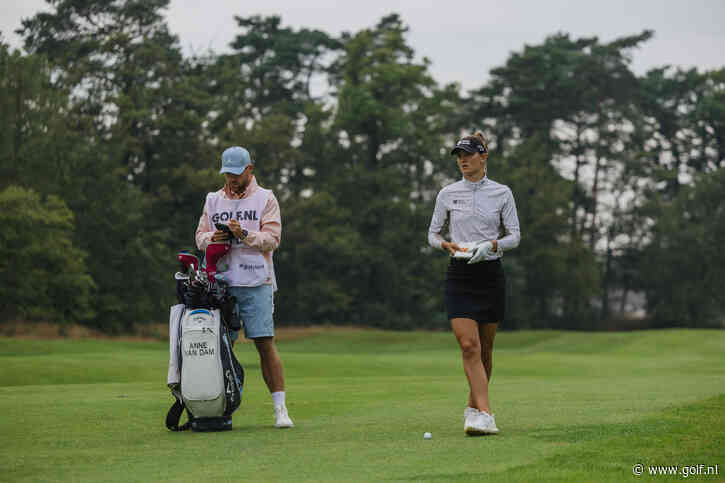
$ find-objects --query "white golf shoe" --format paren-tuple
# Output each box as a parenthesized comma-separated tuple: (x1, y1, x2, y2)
(464, 407, 478, 424)
(464, 410, 499, 435)
(463, 407, 479, 433)
(274, 405, 294, 428)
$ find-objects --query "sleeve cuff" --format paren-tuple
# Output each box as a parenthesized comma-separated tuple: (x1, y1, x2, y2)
(199, 232, 214, 250)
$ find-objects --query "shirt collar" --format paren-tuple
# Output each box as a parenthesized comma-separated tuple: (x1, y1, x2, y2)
(462, 175, 488, 189)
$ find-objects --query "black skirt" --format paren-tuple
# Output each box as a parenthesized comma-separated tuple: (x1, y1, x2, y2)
(445, 258, 506, 324)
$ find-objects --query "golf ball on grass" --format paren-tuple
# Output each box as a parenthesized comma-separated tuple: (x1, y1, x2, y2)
(423, 432, 432, 439)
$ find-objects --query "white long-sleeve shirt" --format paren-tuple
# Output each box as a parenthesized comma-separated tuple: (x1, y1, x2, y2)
(428, 176, 520, 259)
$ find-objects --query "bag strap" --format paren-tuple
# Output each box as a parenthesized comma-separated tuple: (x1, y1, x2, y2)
(166, 397, 192, 431)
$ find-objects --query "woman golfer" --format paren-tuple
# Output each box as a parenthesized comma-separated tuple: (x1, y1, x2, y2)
(428, 132, 520, 435)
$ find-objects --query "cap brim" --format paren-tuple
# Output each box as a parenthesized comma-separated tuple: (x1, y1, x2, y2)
(451, 146, 477, 155)
(219, 166, 245, 175)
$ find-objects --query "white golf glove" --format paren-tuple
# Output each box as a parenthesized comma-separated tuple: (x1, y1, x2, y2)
(451, 241, 477, 259)
(467, 241, 494, 264)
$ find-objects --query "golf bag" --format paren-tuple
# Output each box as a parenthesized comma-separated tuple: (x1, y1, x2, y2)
(166, 245, 244, 432)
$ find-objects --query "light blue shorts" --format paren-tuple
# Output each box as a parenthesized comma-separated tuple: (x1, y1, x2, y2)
(228, 285, 275, 339)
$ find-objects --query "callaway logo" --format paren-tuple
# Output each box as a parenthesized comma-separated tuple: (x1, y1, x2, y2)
(457, 140, 472, 146)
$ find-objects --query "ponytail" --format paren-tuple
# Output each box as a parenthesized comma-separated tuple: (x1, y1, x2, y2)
(472, 131, 489, 153)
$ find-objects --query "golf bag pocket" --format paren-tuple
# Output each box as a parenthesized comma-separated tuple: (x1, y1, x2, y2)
(180, 309, 225, 418)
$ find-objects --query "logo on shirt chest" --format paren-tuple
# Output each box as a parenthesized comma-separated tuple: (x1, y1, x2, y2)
(212, 211, 258, 224)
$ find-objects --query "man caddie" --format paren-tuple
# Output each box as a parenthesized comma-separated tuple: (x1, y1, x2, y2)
(195, 146, 293, 428)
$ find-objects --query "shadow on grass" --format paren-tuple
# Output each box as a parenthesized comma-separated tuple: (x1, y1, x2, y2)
(163, 423, 271, 436)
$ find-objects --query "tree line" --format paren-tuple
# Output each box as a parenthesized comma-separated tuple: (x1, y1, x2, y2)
(1, 1, 723, 332)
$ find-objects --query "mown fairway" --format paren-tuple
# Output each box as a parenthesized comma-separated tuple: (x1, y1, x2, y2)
(0, 329, 723, 482)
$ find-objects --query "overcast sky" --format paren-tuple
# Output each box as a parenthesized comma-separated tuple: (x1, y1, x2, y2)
(2, 0, 724, 91)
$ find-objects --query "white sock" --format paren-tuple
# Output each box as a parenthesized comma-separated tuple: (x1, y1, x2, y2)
(272, 391, 286, 408)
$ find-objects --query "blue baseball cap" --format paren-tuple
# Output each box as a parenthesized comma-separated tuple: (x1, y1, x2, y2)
(220, 146, 252, 175)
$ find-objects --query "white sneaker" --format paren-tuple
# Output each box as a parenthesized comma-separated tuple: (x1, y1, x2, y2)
(274, 405, 294, 428)
(464, 407, 478, 426)
(465, 411, 499, 435)
(463, 406, 478, 422)
(464, 408, 479, 433)
(482, 412, 499, 434)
